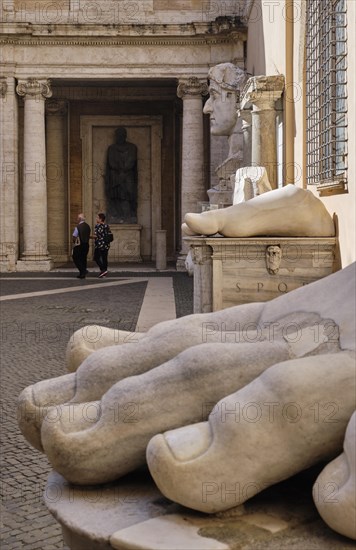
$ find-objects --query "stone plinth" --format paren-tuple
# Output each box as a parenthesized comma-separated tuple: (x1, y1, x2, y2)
(44, 467, 337, 549)
(185, 236, 337, 313)
(109, 224, 142, 263)
(44, 470, 229, 550)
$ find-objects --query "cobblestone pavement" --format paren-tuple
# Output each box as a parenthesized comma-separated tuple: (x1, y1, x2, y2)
(0, 269, 354, 549)
(0, 269, 192, 550)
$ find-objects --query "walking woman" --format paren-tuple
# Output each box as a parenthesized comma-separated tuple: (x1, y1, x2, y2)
(92, 212, 112, 277)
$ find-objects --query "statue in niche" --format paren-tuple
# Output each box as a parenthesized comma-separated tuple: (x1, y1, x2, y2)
(105, 127, 138, 224)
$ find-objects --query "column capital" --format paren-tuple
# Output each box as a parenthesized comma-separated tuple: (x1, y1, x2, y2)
(16, 78, 52, 100)
(177, 77, 209, 99)
(46, 99, 68, 116)
(0, 77, 7, 98)
(240, 75, 284, 110)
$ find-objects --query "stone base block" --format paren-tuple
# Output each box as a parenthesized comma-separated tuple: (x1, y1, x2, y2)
(185, 236, 337, 313)
(109, 224, 142, 263)
(44, 467, 332, 549)
(16, 259, 54, 272)
(0, 261, 15, 273)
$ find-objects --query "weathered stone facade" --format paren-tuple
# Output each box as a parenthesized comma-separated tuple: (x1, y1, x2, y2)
(0, 2, 246, 270)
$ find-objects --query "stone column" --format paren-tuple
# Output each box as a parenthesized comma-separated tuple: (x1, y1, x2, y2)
(0, 77, 19, 272)
(238, 108, 252, 167)
(16, 78, 54, 271)
(176, 77, 208, 269)
(46, 99, 68, 263)
(240, 76, 285, 188)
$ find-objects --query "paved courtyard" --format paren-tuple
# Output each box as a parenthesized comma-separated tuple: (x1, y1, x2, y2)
(0, 267, 354, 549)
(0, 267, 192, 550)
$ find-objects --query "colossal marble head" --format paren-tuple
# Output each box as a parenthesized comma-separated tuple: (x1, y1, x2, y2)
(203, 63, 246, 136)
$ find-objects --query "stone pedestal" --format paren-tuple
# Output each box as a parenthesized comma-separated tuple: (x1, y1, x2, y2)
(44, 468, 332, 549)
(109, 224, 142, 263)
(185, 236, 337, 313)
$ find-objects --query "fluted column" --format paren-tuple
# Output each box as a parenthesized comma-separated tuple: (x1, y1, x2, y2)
(46, 99, 68, 263)
(240, 76, 285, 188)
(0, 77, 19, 272)
(16, 78, 54, 271)
(176, 77, 208, 267)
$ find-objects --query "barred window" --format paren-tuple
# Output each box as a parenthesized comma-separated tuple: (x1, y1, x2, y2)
(306, 0, 348, 191)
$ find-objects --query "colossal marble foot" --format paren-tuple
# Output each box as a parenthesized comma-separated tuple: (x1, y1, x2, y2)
(313, 411, 356, 540)
(18, 265, 355, 485)
(183, 184, 335, 238)
(17, 302, 264, 453)
(66, 325, 146, 372)
(40, 340, 291, 484)
(39, 313, 340, 484)
(147, 352, 356, 513)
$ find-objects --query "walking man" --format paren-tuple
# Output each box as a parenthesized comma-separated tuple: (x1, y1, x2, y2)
(72, 213, 91, 279)
(92, 212, 111, 277)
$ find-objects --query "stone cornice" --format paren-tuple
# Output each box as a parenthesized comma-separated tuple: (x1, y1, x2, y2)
(0, 34, 244, 48)
(0, 19, 246, 46)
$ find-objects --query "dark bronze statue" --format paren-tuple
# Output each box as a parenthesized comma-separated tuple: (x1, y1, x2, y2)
(105, 127, 138, 223)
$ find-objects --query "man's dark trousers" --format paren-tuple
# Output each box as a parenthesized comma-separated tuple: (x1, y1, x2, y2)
(73, 243, 89, 277)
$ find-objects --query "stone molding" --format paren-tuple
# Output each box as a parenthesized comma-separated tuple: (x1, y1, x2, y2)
(0, 35, 244, 47)
(0, 78, 7, 97)
(45, 99, 68, 116)
(0, 19, 246, 43)
(16, 78, 52, 100)
(240, 75, 285, 110)
(177, 77, 209, 99)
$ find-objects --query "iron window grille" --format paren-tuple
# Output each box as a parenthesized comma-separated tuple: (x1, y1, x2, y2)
(306, 0, 348, 192)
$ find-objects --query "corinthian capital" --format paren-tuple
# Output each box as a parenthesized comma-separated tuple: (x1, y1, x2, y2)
(16, 78, 52, 100)
(177, 77, 209, 99)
